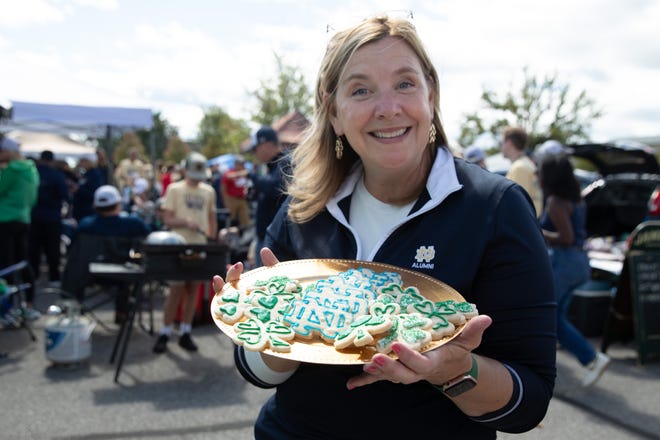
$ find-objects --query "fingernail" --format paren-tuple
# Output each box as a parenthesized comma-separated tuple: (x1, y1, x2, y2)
(373, 357, 385, 366)
(391, 344, 401, 354)
(365, 365, 378, 373)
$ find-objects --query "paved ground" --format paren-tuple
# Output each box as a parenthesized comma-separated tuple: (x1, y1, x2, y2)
(1, 284, 659, 440)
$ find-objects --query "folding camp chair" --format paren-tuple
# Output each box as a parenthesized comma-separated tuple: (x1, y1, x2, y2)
(0, 260, 37, 342)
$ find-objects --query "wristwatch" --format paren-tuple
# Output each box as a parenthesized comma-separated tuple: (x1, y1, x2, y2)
(437, 355, 479, 398)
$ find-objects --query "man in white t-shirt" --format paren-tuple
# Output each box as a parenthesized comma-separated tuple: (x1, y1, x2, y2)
(153, 152, 217, 353)
(501, 126, 542, 217)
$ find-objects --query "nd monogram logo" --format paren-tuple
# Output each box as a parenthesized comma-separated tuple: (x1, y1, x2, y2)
(415, 246, 435, 263)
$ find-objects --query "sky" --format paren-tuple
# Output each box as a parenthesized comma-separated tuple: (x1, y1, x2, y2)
(2, 0, 660, 147)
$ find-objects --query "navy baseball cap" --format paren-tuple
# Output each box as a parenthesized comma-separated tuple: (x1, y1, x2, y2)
(247, 126, 278, 152)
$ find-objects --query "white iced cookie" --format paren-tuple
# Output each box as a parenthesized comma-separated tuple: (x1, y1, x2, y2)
(333, 313, 393, 350)
(375, 313, 433, 353)
(246, 289, 294, 323)
(213, 287, 250, 324)
(232, 317, 296, 353)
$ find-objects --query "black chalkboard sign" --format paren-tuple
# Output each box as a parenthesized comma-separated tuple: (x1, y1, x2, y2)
(629, 252, 660, 364)
(627, 221, 660, 364)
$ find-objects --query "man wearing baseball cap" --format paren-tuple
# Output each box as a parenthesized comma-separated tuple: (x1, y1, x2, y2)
(245, 126, 290, 267)
(66, 184, 150, 323)
(153, 152, 217, 353)
(463, 146, 488, 169)
(73, 184, 151, 239)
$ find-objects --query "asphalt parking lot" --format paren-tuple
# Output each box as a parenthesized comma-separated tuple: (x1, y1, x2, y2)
(1, 285, 659, 440)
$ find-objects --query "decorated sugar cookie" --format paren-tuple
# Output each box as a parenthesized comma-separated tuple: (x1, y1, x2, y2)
(333, 313, 393, 349)
(375, 313, 433, 353)
(453, 301, 479, 320)
(246, 289, 294, 323)
(283, 296, 357, 342)
(232, 317, 296, 353)
(369, 294, 401, 316)
(406, 300, 455, 339)
(213, 287, 250, 324)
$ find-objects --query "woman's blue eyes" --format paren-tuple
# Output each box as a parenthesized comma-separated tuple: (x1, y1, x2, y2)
(350, 81, 414, 96)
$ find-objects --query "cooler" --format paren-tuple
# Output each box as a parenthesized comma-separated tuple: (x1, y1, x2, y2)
(568, 279, 614, 337)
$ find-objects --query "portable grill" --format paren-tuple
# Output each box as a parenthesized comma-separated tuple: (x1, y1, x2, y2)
(141, 243, 230, 281)
(103, 241, 230, 383)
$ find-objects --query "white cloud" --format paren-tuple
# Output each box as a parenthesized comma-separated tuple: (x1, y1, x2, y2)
(0, 0, 66, 28)
(72, 0, 118, 10)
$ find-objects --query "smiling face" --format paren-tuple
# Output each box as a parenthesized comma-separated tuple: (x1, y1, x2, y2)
(329, 36, 435, 176)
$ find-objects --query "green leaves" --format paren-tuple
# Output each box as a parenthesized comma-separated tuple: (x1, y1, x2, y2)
(458, 67, 603, 150)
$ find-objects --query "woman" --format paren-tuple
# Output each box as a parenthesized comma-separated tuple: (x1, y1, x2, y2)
(213, 16, 556, 439)
(539, 153, 610, 387)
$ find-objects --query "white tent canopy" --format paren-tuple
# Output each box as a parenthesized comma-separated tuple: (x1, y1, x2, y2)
(8, 130, 96, 163)
(2, 101, 154, 136)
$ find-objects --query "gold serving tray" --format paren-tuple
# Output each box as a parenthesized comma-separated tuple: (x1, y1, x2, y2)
(211, 259, 466, 364)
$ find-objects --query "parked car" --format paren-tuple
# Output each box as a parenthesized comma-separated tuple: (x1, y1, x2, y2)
(566, 141, 660, 337)
(569, 141, 660, 239)
(647, 185, 660, 220)
(485, 141, 660, 237)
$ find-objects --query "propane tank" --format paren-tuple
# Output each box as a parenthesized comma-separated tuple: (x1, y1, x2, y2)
(44, 300, 95, 364)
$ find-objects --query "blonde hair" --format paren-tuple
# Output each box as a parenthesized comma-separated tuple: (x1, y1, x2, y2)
(287, 15, 448, 223)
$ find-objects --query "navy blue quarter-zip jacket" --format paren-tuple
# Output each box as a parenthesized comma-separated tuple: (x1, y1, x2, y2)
(235, 148, 556, 439)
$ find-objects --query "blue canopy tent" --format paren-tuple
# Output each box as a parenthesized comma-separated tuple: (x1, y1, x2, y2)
(207, 153, 253, 174)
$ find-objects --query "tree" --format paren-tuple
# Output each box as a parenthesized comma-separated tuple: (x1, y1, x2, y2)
(457, 68, 603, 150)
(162, 135, 190, 165)
(136, 112, 179, 162)
(198, 106, 251, 158)
(248, 53, 313, 125)
(113, 131, 147, 165)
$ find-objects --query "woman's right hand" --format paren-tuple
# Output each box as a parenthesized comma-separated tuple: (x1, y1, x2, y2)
(212, 247, 280, 291)
(212, 247, 301, 373)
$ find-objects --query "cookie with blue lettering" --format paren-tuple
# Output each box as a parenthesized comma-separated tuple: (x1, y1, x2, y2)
(283, 295, 357, 342)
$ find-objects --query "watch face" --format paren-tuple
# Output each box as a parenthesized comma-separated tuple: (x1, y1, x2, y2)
(443, 376, 477, 397)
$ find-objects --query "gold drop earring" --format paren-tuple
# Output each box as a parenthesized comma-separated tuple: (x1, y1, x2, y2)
(429, 124, 437, 146)
(335, 137, 344, 160)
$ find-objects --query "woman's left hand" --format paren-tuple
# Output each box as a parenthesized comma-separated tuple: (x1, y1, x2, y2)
(346, 314, 492, 390)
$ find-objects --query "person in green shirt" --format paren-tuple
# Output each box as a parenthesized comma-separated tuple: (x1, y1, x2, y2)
(0, 136, 40, 319)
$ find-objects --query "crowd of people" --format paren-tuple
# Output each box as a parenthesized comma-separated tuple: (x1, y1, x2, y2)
(0, 127, 287, 347)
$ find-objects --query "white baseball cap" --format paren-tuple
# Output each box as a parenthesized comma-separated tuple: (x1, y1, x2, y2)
(93, 185, 122, 208)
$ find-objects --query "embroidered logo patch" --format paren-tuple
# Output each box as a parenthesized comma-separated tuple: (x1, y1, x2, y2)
(412, 245, 435, 269)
